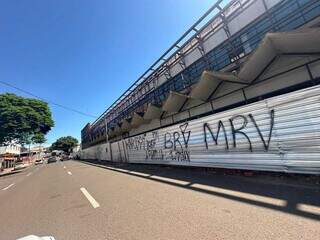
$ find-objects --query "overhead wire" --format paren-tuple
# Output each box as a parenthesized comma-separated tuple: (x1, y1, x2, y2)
(0, 80, 98, 119)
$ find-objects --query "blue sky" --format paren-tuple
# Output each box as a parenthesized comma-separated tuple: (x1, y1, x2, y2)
(0, 0, 214, 146)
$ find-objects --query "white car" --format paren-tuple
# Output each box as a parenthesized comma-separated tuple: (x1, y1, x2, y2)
(35, 159, 44, 165)
(14, 162, 27, 171)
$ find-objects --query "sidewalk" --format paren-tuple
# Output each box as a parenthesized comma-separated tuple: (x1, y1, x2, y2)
(0, 164, 31, 177)
(77, 159, 320, 189)
(0, 167, 15, 177)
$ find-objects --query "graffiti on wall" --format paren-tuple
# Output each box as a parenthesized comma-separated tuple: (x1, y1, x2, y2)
(145, 131, 165, 161)
(164, 123, 191, 161)
(125, 110, 275, 161)
(204, 110, 274, 152)
(126, 135, 146, 150)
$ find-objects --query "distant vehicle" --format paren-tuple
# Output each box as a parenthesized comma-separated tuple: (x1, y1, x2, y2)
(60, 154, 66, 161)
(51, 150, 63, 157)
(35, 159, 44, 165)
(14, 161, 27, 171)
(47, 157, 57, 164)
(61, 154, 72, 161)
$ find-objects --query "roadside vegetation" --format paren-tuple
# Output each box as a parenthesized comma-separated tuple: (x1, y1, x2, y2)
(0, 93, 54, 146)
(50, 136, 78, 153)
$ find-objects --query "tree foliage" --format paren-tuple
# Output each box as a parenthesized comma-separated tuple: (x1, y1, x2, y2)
(32, 133, 47, 145)
(0, 93, 54, 145)
(50, 136, 78, 152)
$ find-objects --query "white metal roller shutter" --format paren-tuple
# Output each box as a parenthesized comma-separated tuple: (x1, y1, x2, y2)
(122, 85, 320, 174)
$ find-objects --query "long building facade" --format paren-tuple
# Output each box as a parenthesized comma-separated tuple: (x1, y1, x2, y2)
(80, 0, 320, 174)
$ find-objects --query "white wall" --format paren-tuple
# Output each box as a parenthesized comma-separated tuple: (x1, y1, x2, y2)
(79, 143, 111, 161)
(0, 145, 21, 155)
(81, 85, 320, 174)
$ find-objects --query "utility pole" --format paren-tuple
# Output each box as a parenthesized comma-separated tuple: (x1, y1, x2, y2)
(105, 118, 112, 161)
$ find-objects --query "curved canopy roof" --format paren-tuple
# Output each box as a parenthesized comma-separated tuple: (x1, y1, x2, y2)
(108, 27, 320, 138)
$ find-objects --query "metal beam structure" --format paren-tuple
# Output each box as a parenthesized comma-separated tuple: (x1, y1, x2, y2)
(83, 0, 320, 147)
(91, 0, 243, 127)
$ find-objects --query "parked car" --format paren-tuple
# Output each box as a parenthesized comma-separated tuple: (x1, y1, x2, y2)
(35, 159, 44, 165)
(61, 154, 72, 161)
(14, 161, 27, 171)
(47, 157, 57, 164)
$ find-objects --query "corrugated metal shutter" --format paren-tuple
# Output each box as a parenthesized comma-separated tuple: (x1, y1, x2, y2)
(81, 85, 320, 174)
(122, 85, 320, 174)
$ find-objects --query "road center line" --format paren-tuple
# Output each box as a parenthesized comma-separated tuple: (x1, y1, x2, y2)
(67, 171, 72, 175)
(63, 166, 66, 169)
(80, 187, 100, 209)
(2, 183, 15, 191)
(26, 172, 32, 177)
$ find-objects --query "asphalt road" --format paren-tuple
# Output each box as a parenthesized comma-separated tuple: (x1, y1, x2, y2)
(0, 160, 319, 240)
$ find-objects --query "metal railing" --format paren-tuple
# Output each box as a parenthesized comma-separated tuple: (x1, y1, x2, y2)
(106, 0, 320, 127)
(83, 0, 320, 146)
(91, 0, 249, 127)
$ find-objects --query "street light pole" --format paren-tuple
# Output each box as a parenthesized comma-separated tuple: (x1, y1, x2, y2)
(105, 117, 108, 143)
(104, 117, 112, 161)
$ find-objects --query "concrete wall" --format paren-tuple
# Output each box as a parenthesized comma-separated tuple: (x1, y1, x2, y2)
(79, 142, 111, 161)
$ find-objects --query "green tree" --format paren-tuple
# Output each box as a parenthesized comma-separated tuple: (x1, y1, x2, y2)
(32, 133, 46, 145)
(50, 136, 78, 153)
(0, 93, 54, 145)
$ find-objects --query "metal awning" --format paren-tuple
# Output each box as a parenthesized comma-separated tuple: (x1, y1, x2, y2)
(113, 124, 123, 135)
(107, 127, 116, 138)
(162, 91, 188, 113)
(120, 118, 132, 132)
(107, 28, 320, 132)
(144, 103, 163, 120)
(239, 28, 320, 81)
(131, 112, 151, 128)
(189, 70, 245, 101)
(159, 28, 320, 114)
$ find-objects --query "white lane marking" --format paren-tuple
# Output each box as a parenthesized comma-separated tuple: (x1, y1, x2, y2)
(67, 171, 72, 175)
(63, 166, 66, 169)
(26, 172, 32, 177)
(2, 183, 15, 191)
(80, 187, 100, 209)
(298, 203, 320, 215)
(129, 171, 151, 177)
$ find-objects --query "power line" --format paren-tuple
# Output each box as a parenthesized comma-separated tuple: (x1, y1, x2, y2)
(0, 80, 98, 119)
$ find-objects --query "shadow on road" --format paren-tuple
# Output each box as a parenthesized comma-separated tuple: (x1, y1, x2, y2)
(77, 159, 320, 221)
